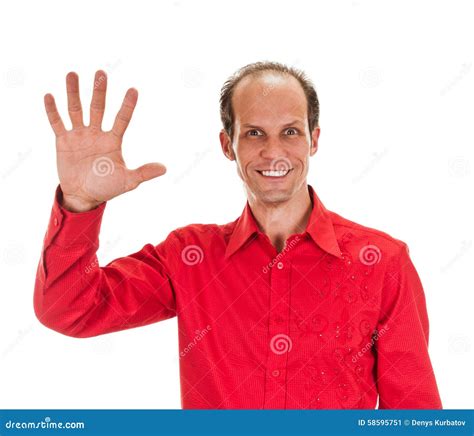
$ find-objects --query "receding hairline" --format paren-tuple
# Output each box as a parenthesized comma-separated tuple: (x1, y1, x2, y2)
(230, 71, 308, 127)
(232, 69, 305, 98)
(219, 61, 320, 140)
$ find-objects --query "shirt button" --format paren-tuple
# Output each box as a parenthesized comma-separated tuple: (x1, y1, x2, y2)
(272, 370, 280, 377)
(53, 217, 58, 226)
(277, 262, 284, 269)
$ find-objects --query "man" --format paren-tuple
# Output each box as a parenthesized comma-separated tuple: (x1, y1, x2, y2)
(34, 61, 442, 409)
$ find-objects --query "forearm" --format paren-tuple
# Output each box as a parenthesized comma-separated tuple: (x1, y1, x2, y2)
(34, 244, 103, 337)
(34, 185, 177, 338)
(34, 185, 108, 337)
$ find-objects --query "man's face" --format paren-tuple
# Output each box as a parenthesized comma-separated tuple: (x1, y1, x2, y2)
(220, 73, 320, 204)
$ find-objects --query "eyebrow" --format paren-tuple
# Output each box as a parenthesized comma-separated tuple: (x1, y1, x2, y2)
(242, 119, 305, 129)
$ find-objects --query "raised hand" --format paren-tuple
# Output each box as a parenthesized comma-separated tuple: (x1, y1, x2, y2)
(44, 70, 166, 212)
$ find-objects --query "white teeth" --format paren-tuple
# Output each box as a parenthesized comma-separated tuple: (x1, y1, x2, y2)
(261, 170, 289, 177)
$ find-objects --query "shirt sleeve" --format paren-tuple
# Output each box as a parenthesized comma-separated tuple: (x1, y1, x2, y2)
(33, 184, 178, 338)
(374, 242, 442, 409)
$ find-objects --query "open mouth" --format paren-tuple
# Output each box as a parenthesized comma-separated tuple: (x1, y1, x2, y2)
(256, 168, 293, 178)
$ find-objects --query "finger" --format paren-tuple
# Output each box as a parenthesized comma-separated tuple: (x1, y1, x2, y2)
(89, 70, 107, 129)
(127, 162, 167, 190)
(44, 94, 67, 137)
(66, 71, 84, 128)
(111, 88, 138, 138)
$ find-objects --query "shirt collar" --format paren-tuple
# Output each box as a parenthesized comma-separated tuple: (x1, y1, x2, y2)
(224, 184, 343, 260)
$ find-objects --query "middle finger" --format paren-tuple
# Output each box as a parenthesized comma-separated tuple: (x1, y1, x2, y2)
(66, 71, 84, 129)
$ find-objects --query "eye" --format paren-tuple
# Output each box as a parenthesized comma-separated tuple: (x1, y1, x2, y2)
(285, 128, 298, 135)
(247, 129, 263, 137)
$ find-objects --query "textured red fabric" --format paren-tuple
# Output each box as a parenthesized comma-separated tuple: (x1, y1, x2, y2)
(34, 184, 442, 409)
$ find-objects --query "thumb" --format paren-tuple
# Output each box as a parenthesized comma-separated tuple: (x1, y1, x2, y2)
(128, 162, 167, 188)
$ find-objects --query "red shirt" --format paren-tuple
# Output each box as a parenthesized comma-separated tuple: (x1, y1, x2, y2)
(34, 184, 442, 409)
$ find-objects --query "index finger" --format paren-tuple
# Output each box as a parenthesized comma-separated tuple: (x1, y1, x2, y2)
(44, 93, 67, 137)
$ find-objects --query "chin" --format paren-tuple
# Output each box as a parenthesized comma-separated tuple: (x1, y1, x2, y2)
(260, 192, 293, 204)
(251, 184, 295, 204)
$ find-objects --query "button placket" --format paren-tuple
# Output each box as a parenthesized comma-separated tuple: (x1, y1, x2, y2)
(264, 257, 291, 409)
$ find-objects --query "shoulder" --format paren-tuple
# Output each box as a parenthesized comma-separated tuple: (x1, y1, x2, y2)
(329, 210, 409, 262)
(162, 219, 238, 247)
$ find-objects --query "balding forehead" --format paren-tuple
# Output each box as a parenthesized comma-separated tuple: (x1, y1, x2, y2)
(234, 71, 301, 95)
(243, 71, 288, 86)
(231, 73, 309, 133)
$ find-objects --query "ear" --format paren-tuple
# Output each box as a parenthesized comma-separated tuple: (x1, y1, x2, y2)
(219, 129, 235, 161)
(310, 126, 320, 157)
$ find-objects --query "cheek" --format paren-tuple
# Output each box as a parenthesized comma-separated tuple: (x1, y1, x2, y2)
(292, 145, 311, 162)
(235, 145, 257, 167)
(293, 150, 311, 172)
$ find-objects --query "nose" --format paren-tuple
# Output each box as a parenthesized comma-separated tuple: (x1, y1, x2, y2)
(260, 136, 287, 161)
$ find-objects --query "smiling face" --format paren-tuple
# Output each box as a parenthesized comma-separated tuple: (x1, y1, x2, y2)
(220, 72, 320, 205)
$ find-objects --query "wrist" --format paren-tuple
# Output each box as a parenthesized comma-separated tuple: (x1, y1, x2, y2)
(61, 194, 102, 213)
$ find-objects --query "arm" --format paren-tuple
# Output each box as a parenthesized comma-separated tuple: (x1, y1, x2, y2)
(35, 70, 171, 337)
(34, 185, 178, 338)
(375, 243, 442, 409)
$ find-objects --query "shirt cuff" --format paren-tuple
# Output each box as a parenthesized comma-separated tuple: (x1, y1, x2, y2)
(44, 184, 107, 248)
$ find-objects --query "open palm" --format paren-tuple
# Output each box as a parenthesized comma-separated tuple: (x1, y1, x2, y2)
(44, 70, 166, 211)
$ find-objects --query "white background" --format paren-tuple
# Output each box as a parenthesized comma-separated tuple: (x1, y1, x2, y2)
(0, 0, 472, 409)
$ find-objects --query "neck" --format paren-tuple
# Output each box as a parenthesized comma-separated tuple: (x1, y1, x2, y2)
(247, 184, 312, 253)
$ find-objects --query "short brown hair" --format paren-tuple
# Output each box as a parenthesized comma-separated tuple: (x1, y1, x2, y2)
(219, 61, 320, 141)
